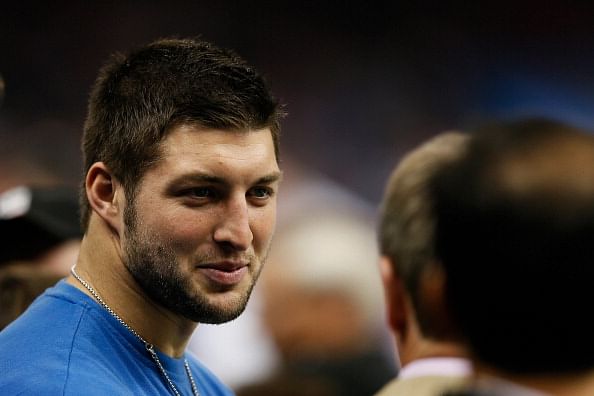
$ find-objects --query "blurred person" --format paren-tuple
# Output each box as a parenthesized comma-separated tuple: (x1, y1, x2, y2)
(432, 119, 594, 396)
(0, 37, 284, 395)
(0, 185, 82, 330)
(375, 132, 472, 395)
(237, 211, 395, 396)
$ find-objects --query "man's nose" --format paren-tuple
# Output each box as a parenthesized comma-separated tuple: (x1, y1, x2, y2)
(213, 196, 253, 251)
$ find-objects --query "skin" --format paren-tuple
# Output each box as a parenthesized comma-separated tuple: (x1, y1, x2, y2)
(68, 125, 281, 357)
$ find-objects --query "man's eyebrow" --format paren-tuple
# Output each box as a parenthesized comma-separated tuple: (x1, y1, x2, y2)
(169, 173, 227, 186)
(256, 171, 283, 185)
(168, 171, 283, 187)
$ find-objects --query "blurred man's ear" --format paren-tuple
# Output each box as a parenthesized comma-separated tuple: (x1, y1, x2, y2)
(418, 262, 447, 310)
(379, 256, 408, 337)
(418, 262, 462, 341)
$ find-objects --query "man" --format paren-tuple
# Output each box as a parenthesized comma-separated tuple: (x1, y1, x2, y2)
(0, 185, 82, 330)
(375, 132, 472, 395)
(0, 37, 283, 395)
(433, 119, 594, 395)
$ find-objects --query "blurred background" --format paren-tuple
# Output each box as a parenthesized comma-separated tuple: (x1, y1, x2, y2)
(3, 1, 594, 394)
(4, 1, 594, 199)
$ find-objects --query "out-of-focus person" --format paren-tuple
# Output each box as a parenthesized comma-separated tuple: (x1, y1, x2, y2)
(0, 185, 82, 330)
(432, 119, 594, 396)
(236, 210, 396, 396)
(374, 132, 472, 395)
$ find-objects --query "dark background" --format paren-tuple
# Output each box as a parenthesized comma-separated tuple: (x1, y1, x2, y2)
(2, 1, 594, 205)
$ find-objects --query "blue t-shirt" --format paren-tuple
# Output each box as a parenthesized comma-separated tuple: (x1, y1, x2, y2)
(0, 280, 234, 396)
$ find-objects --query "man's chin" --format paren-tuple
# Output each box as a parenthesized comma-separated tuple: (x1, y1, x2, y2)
(184, 305, 247, 324)
(180, 292, 251, 324)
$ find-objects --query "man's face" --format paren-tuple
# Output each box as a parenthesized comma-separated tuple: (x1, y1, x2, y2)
(122, 124, 280, 324)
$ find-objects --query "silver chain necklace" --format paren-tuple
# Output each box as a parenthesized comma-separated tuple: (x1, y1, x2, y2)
(70, 265, 200, 396)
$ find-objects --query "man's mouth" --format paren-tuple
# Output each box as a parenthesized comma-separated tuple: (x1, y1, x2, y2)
(196, 261, 249, 286)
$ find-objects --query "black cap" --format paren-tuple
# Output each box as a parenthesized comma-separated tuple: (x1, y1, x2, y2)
(0, 186, 82, 264)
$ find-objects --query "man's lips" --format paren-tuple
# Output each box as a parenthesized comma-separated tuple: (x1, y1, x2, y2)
(196, 261, 249, 286)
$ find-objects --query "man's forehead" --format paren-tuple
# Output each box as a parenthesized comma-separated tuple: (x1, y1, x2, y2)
(170, 143, 272, 161)
(162, 125, 276, 157)
(144, 125, 280, 183)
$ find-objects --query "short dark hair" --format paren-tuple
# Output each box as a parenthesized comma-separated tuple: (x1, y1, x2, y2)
(432, 118, 594, 374)
(80, 37, 283, 229)
(378, 132, 469, 339)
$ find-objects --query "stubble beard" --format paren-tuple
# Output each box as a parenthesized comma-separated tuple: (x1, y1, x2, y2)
(122, 202, 264, 324)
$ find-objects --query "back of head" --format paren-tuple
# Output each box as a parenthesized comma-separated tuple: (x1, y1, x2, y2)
(432, 118, 594, 374)
(261, 212, 394, 395)
(80, 37, 282, 228)
(378, 132, 469, 340)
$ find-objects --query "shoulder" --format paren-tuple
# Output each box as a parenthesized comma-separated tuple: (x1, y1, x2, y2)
(0, 379, 132, 396)
(186, 353, 235, 395)
(0, 283, 102, 392)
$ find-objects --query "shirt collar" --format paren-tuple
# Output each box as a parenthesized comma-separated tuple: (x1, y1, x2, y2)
(399, 357, 472, 379)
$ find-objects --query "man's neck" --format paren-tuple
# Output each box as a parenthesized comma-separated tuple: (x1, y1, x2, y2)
(67, 224, 197, 358)
(398, 332, 469, 369)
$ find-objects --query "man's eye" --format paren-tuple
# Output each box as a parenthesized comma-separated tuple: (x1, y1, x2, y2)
(248, 187, 273, 199)
(186, 187, 216, 199)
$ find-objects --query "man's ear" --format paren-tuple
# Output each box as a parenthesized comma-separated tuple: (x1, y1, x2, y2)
(85, 162, 123, 235)
(379, 256, 408, 336)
